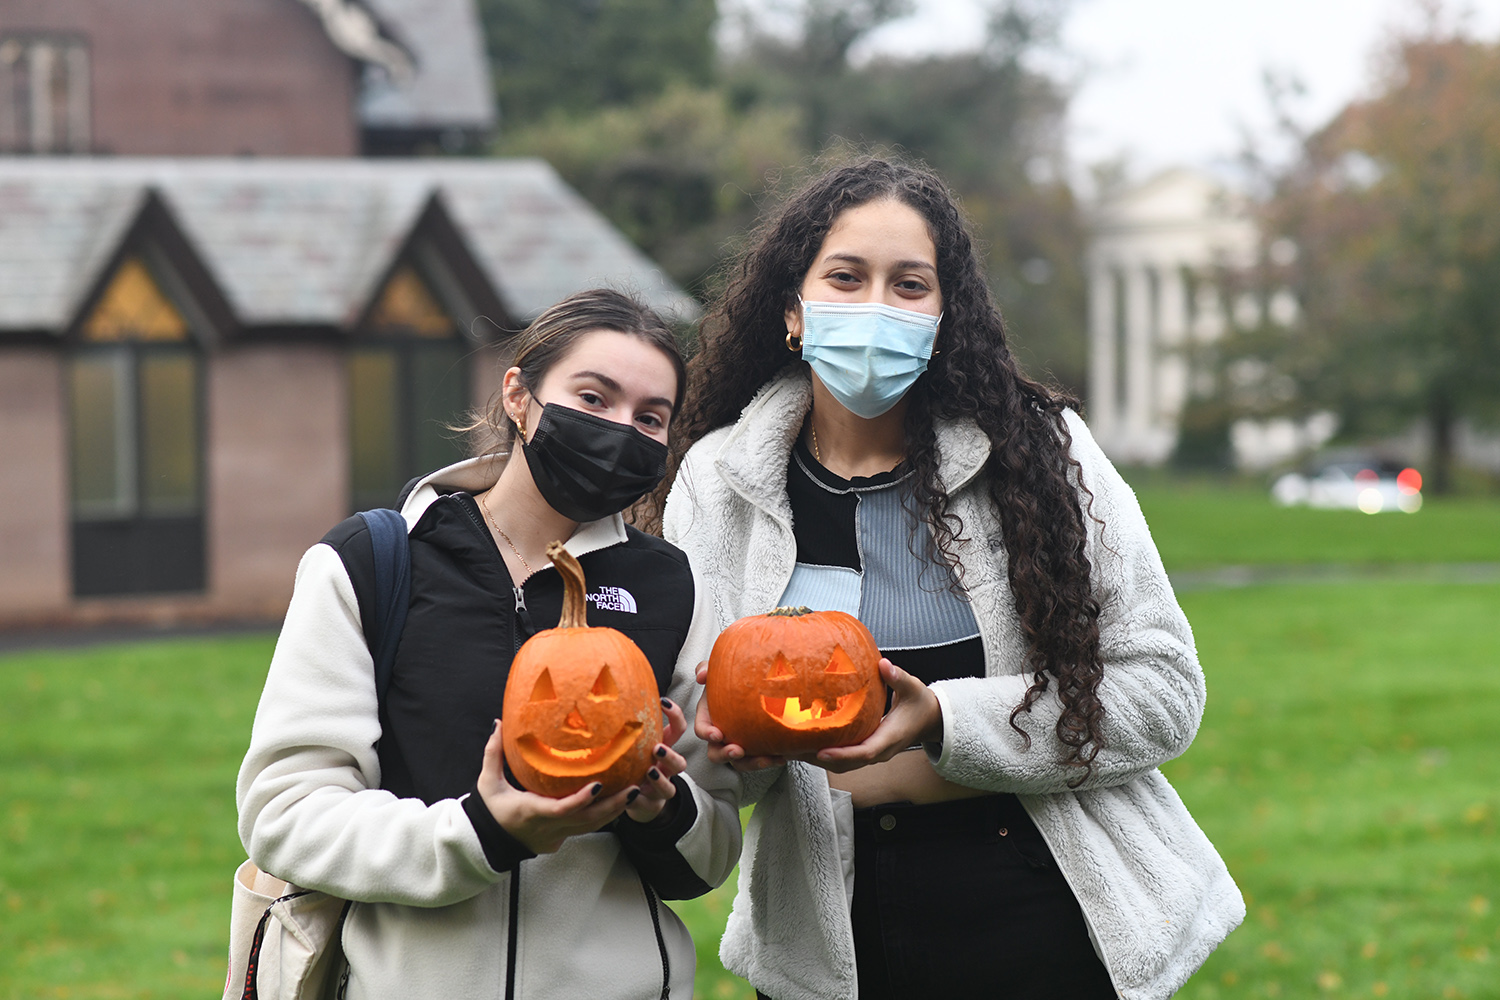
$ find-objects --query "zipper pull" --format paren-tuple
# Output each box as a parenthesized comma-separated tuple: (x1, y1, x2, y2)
(513, 586, 527, 614)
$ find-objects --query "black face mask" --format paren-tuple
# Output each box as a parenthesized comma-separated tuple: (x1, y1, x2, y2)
(521, 403, 669, 522)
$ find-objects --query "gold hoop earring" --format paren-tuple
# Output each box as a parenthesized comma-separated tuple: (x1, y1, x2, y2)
(513, 411, 527, 440)
(786, 330, 802, 352)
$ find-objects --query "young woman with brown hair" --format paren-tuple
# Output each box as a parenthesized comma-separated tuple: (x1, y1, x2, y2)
(237, 288, 740, 999)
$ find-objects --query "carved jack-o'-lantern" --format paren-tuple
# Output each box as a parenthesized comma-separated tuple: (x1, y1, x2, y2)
(705, 606, 885, 756)
(502, 542, 661, 797)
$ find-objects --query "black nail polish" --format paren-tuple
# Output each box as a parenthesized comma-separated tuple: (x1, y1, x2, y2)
(655, 745, 667, 758)
(626, 788, 640, 804)
(648, 768, 660, 781)
(660, 697, 673, 709)
(591, 783, 603, 796)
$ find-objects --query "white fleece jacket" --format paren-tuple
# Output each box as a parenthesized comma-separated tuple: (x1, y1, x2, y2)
(237, 457, 743, 1000)
(663, 368, 1245, 1000)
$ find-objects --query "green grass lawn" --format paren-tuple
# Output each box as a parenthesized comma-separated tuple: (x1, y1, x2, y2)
(2, 484, 1498, 998)
(1166, 582, 1499, 1000)
(0, 635, 270, 998)
(1129, 479, 1500, 570)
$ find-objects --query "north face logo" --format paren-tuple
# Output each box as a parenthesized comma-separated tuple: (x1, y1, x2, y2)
(586, 586, 638, 613)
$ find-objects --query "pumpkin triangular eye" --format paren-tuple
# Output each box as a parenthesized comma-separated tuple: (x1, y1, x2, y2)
(826, 646, 856, 674)
(530, 668, 557, 702)
(767, 654, 795, 679)
(590, 665, 619, 701)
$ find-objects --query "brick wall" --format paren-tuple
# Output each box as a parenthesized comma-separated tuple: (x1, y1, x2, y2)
(0, 350, 69, 617)
(0, 0, 359, 156)
(207, 344, 348, 619)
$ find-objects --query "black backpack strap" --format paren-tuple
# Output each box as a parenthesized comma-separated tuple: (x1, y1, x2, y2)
(355, 508, 411, 706)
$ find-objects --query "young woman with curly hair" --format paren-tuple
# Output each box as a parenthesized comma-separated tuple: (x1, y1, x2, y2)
(656, 159, 1243, 1000)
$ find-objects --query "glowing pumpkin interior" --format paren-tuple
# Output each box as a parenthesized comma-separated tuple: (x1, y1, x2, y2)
(706, 607, 885, 756)
(760, 647, 870, 729)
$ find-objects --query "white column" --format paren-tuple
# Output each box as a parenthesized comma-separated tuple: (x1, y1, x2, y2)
(1123, 263, 1154, 460)
(1155, 264, 1190, 431)
(1086, 260, 1118, 447)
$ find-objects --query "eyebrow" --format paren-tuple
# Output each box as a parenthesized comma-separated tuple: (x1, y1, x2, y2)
(569, 370, 675, 412)
(823, 252, 937, 274)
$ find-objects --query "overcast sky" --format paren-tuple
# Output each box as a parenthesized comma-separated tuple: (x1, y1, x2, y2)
(843, 0, 1500, 188)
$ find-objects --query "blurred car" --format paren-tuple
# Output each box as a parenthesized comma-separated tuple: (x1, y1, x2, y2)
(1271, 456, 1423, 513)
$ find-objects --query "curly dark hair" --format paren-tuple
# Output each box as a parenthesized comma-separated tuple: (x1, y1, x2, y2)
(656, 156, 1106, 784)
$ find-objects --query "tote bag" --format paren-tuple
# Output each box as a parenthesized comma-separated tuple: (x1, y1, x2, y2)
(224, 507, 411, 999)
(223, 861, 350, 1000)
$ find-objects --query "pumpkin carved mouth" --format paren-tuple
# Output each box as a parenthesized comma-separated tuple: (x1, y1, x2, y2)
(760, 690, 868, 730)
(514, 718, 644, 777)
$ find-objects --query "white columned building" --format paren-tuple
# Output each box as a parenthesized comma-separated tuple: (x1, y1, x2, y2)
(1085, 169, 1257, 464)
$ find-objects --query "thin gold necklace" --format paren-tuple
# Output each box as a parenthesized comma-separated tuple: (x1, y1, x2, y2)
(478, 490, 533, 576)
(810, 419, 822, 464)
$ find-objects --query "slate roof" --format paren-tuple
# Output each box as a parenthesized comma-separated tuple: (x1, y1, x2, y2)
(358, 0, 496, 131)
(0, 158, 696, 333)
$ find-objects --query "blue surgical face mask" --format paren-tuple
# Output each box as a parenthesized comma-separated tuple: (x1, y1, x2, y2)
(798, 298, 942, 419)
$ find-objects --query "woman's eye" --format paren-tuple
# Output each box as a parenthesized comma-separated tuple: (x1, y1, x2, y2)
(579, 391, 604, 406)
(828, 270, 859, 285)
(637, 413, 664, 429)
(897, 278, 931, 293)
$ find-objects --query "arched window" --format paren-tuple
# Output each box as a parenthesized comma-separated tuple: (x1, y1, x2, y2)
(350, 261, 471, 510)
(68, 256, 203, 596)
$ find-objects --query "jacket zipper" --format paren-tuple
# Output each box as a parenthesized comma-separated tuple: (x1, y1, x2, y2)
(638, 873, 671, 1000)
(512, 586, 530, 655)
(452, 496, 529, 998)
(455, 495, 534, 655)
(505, 868, 521, 1000)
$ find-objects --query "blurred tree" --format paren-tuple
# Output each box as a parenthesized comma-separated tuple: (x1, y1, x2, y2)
(1249, 21, 1500, 491)
(494, 86, 804, 295)
(481, 0, 1084, 392)
(476, 0, 719, 126)
(725, 0, 1087, 392)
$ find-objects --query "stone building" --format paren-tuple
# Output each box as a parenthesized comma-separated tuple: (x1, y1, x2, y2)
(1084, 168, 1259, 465)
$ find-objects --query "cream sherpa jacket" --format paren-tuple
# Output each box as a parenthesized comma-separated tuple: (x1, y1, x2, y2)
(663, 368, 1245, 1000)
(238, 458, 742, 1000)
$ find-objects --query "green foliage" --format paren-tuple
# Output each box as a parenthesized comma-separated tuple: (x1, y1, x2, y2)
(475, 0, 719, 126)
(1242, 22, 1500, 491)
(496, 86, 804, 295)
(483, 0, 1086, 391)
(1170, 397, 1237, 472)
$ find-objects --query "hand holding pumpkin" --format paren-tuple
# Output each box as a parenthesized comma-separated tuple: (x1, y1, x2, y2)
(811, 658, 943, 773)
(477, 720, 637, 854)
(622, 698, 688, 824)
(693, 662, 788, 771)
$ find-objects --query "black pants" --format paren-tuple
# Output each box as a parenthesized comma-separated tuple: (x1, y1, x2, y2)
(759, 795, 1115, 1000)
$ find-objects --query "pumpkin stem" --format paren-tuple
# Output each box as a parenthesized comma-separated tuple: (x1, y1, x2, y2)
(767, 606, 815, 617)
(547, 541, 588, 629)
